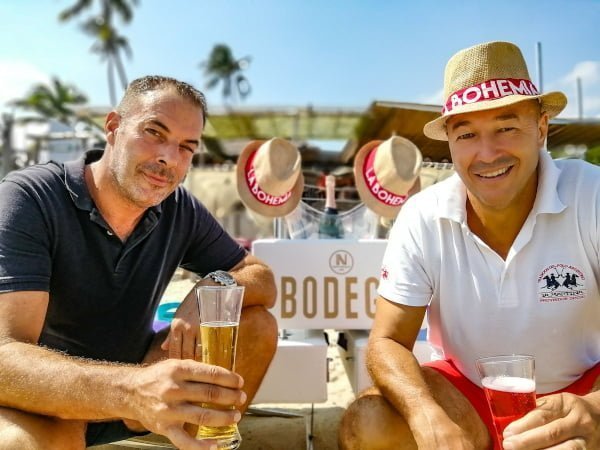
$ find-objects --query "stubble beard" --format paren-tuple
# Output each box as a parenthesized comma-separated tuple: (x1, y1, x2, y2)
(109, 156, 174, 209)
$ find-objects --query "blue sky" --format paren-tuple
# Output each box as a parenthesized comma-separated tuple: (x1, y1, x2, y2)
(1, 0, 599, 119)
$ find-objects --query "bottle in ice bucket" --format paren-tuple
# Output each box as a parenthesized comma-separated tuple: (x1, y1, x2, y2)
(318, 175, 344, 238)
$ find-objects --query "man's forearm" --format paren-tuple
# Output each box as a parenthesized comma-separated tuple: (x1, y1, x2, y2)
(222, 254, 276, 308)
(0, 341, 135, 421)
(368, 337, 447, 421)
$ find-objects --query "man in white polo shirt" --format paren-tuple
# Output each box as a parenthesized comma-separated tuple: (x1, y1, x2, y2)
(338, 41, 600, 450)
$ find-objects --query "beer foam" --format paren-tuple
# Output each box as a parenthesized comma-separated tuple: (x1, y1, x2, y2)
(482, 376, 536, 393)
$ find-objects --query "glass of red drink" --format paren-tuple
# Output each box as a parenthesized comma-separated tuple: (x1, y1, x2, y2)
(476, 355, 536, 449)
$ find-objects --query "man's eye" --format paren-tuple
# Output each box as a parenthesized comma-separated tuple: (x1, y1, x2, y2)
(180, 145, 194, 154)
(499, 127, 515, 133)
(145, 128, 162, 138)
(457, 132, 475, 141)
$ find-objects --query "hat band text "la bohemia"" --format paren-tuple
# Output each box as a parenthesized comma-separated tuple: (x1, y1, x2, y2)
(442, 78, 539, 115)
(245, 154, 292, 206)
(363, 149, 408, 207)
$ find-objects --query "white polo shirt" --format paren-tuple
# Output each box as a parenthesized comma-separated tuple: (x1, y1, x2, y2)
(378, 150, 600, 393)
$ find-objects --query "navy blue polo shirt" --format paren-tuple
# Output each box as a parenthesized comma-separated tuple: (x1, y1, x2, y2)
(0, 151, 246, 363)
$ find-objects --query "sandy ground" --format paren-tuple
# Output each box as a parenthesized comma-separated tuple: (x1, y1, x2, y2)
(94, 273, 357, 450)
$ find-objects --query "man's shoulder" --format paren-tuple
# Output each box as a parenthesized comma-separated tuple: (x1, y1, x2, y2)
(555, 158, 600, 189)
(1, 161, 65, 192)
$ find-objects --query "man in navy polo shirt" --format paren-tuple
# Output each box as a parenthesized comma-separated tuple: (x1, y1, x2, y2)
(0, 75, 278, 449)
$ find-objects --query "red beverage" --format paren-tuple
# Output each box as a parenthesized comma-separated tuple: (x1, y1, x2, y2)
(482, 376, 536, 447)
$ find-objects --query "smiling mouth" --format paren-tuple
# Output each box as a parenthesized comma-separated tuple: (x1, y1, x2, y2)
(477, 166, 513, 179)
(144, 172, 171, 187)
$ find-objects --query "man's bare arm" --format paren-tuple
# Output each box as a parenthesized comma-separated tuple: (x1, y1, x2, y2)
(0, 290, 246, 449)
(368, 296, 474, 448)
(228, 254, 276, 308)
(164, 253, 276, 360)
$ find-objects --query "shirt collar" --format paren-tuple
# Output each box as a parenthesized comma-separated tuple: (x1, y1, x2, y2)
(437, 149, 566, 224)
(63, 150, 102, 211)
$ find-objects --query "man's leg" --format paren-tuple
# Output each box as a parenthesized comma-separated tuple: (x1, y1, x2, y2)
(0, 406, 86, 450)
(235, 305, 278, 411)
(146, 304, 277, 412)
(338, 367, 492, 450)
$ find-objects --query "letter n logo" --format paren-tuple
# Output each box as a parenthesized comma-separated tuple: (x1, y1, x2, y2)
(329, 250, 353, 275)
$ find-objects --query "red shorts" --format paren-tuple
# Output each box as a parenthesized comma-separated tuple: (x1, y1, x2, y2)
(424, 359, 600, 450)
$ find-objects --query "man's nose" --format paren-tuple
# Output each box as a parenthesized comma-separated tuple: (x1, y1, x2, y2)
(156, 142, 179, 167)
(477, 133, 501, 162)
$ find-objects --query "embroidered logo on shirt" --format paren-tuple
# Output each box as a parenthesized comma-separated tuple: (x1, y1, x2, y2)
(381, 266, 389, 280)
(537, 264, 586, 302)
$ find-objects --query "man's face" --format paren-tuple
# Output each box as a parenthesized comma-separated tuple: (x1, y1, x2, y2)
(104, 88, 203, 209)
(445, 100, 548, 214)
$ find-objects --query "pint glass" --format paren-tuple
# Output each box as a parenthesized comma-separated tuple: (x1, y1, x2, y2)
(195, 285, 244, 450)
(476, 355, 536, 448)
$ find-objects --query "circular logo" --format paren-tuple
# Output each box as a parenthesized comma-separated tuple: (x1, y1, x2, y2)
(329, 250, 354, 275)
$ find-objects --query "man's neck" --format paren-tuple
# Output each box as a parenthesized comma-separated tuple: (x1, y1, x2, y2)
(466, 201, 528, 260)
(85, 162, 146, 242)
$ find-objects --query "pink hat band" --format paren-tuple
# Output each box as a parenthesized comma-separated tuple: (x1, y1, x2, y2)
(442, 77, 539, 115)
(245, 150, 293, 206)
(362, 147, 408, 207)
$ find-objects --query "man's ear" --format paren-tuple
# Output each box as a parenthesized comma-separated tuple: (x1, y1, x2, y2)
(104, 111, 121, 145)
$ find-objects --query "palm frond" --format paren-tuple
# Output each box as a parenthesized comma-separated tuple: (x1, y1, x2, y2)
(58, 0, 93, 22)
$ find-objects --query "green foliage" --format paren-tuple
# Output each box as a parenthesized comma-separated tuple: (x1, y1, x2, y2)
(202, 44, 252, 105)
(58, 0, 138, 24)
(58, 0, 137, 106)
(10, 77, 88, 125)
(585, 146, 600, 165)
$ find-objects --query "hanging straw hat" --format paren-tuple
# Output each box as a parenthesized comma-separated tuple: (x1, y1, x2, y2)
(353, 136, 422, 219)
(236, 138, 304, 217)
(423, 41, 567, 141)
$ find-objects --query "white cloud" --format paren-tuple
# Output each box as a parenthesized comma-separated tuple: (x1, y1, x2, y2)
(560, 61, 600, 86)
(0, 60, 51, 113)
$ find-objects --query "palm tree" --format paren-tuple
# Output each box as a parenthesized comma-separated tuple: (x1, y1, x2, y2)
(58, 0, 137, 106)
(82, 16, 132, 106)
(10, 78, 94, 165)
(58, 0, 137, 24)
(0, 113, 18, 177)
(202, 44, 252, 105)
(11, 77, 88, 126)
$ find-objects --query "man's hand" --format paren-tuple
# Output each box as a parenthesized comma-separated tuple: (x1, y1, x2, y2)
(161, 279, 218, 360)
(126, 358, 246, 450)
(502, 392, 600, 449)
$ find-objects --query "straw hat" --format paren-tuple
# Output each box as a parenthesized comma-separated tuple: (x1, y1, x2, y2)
(236, 138, 304, 217)
(353, 136, 422, 219)
(423, 41, 567, 141)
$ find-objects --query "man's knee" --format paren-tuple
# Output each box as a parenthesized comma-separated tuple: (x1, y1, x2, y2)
(592, 373, 600, 392)
(0, 407, 86, 450)
(421, 366, 491, 448)
(338, 387, 416, 450)
(240, 305, 278, 352)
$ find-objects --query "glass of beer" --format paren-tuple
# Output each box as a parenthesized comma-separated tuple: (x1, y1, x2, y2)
(195, 285, 244, 450)
(476, 355, 536, 448)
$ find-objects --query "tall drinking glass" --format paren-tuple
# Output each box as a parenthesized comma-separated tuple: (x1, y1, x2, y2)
(195, 285, 244, 450)
(476, 355, 536, 449)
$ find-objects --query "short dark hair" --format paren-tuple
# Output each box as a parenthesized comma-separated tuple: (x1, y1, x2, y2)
(117, 75, 208, 125)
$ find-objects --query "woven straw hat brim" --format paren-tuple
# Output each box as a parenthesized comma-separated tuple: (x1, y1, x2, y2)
(353, 140, 419, 220)
(236, 140, 304, 218)
(423, 90, 567, 141)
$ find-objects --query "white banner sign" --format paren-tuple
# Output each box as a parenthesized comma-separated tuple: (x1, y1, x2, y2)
(252, 239, 388, 329)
